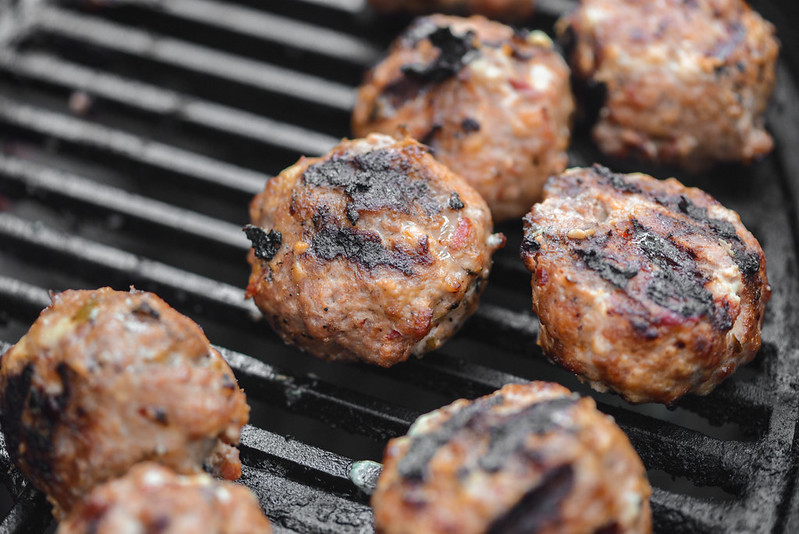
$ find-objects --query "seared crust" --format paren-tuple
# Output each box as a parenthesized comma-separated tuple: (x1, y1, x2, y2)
(373, 381, 651, 534)
(353, 15, 574, 221)
(521, 166, 770, 404)
(57, 463, 272, 534)
(0, 288, 249, 518)
(368, 0, 536, 22)
(246, 134, 504, 367)
(558, 0, 779, 171)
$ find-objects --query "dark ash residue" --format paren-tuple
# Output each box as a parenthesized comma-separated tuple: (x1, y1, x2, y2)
(244, 225, 282, 261)
(303, 149, 441, 225)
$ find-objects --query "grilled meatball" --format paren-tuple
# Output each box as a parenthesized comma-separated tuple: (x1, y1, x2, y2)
(245, 134, 504, 367)
(352, 15, 574, 221)
(0, 288, 249, 518)
(57, 463, 272, 534)
(368, 0, 535, 22)
(521, 166, 770, 404)
(557, 0, 779, 171)
(373, 381, 651, 534)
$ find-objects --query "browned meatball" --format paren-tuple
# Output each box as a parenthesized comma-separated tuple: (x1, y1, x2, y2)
(368, 0, 535, 22)
(352, 15, 574, 221)
(521, 166, 770, 404)
(245, 134, 504, 367)
(0, 288, 250, 518)
(373, 381, 651, 534)
(557, 0, 779, 171)
(57, 463, 272, 534)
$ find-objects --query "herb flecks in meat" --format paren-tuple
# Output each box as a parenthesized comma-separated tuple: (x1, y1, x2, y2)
(244, 225, 282, 261)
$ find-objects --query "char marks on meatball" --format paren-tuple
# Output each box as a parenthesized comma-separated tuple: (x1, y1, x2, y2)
(57, 463, 272, 534)
(368, 0, 536, 22)
(521, 165, 770, 404)
(0, 288, 249, 518)
(246, 134, 504, 367)
(373, 381, 651, 534)
(353, 15, 574, 221)
(558, 0, 779, 171)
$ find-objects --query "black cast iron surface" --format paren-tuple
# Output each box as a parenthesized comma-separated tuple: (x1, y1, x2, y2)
(0, 0, 798, 532)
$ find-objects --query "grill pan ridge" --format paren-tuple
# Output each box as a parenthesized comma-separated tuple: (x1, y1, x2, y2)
(0, 0, 798, 532)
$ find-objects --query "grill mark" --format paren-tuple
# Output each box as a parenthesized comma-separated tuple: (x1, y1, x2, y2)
(593, 164, 641, 194)
(486, 464, 575, 534)
(244, 225, 282, 262)
(401, 26, 480, 84)
(633, 220, 732, 329)
(478, 396, 578, 472)
(398, 395, 504, 481)
(303, 148, 441, 225)
(574, 248, 637, 288)
(2, 362, 76, 484)
(309, 224, 431, 276)
(673, 195, 760, 277)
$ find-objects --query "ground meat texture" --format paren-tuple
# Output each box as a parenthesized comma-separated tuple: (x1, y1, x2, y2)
(352, 15, 574, 222)
(0, 288, 250, 518)
(368, 0, 535, 22)
(57, 463, 272, 534)
(557, 0, 779, 171)
(521, 166, 770, 404)
(372, 381, 651, 534)
(246, 134, 504, 367)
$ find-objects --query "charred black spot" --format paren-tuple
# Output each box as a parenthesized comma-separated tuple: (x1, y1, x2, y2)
(478, 396, 578, 472)
(401, 26, 479, 83)
(633, 221, 733, 327)
(461, 117, 481, 133)
(594, 521, 622, 534)
(398, 395, 504, 481)
(486, 464, 575, 534)
(673, 195, 760, 277)
(521, 235, 540, 255)
(448, 192, 465, 210)
(594, 165, 641, 194)
(303, 148, 441, 225)
(0, 363, 34, 466)
(310, 224, 431, 276)
(132, 300, 160, 320)
(380, 76, 429, 110)
(244, 225, 282, 261)
(419, 123, 442, 147)
(575, 248, 637, 288)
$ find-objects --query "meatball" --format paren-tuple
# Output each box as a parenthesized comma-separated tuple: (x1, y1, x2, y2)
(557, 0, 779, 171)
(57, 463, 272, 534)
(372, 381, 651, 534)
(521, 165, 770, 404)
(368, 0, 535, 22)
(352, 15, 574, 221)
(0, 288, 250, 518)
(245, 134, 504, 367)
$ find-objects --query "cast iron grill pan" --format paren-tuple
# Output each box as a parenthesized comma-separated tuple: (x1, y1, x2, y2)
(1, 0, 799, 532)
